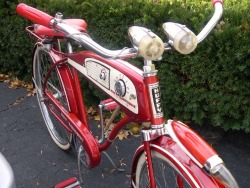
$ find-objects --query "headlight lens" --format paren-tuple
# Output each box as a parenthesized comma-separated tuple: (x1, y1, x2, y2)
(128, 26, 164, 60)
(163, 22, 197, 54)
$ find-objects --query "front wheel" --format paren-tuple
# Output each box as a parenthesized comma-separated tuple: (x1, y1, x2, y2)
(135, 150, 195, 188)
(132, 140, 222, 188)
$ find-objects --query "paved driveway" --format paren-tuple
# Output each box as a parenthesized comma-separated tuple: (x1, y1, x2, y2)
(0, 82, 249, 187)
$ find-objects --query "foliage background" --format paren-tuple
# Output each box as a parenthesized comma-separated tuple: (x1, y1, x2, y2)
(0, 0, 249, 132)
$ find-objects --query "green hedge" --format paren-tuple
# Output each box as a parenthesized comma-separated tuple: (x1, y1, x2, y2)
(0, 0, 249, 132)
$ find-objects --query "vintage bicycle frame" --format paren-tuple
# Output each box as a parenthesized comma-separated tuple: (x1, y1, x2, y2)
(35, 37, 167, 171)
(29, 34, 222, 187)
(17, 1, 239, 187)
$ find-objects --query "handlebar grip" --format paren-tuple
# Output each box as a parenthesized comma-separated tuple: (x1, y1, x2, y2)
(212, 0, 223, 7)
(16, 3, 53, 28)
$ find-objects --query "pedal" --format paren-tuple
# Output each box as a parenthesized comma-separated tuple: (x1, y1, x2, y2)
(100, 98, 118, 111)
(54, 177, 81, 188)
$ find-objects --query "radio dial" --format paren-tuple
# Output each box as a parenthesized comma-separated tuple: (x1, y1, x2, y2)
(99, 71, 107, 80)
(115, 79, 126, 97)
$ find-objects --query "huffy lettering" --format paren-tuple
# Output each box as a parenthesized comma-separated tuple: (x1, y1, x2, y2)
(152, 86, 162, 114)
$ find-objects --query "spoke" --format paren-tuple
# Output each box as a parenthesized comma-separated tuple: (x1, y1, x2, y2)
(155, 161, 164, 188)
(160, 162, 167, 188)
(47, 81, 63, 98)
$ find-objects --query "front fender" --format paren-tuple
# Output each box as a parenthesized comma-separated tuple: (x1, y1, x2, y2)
(131, 136, 222, 188)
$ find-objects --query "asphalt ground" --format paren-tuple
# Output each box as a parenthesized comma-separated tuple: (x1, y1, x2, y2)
(0, 82, 249, 188)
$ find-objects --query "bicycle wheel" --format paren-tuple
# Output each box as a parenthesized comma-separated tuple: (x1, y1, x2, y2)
(33, 45, 72, 150)
(135, 146, 201, 188)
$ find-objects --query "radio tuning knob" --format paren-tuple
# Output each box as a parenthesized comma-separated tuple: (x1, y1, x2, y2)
(115, 79, 126, 97)
(99, 71, 107, 80)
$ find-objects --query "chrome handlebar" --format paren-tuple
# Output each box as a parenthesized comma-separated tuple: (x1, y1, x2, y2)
(50, 1, 223, 58)
(52, 20, 137, 59)
(18, 0, 223, 59)
(197, 3, 223, 43)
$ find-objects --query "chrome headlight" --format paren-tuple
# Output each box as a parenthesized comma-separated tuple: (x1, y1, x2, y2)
(128, 26, 164, 61)
(163, 22, 197, 54)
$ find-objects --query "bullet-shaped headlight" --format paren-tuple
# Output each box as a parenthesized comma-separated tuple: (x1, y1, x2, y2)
(163, 22, 197, 54)
(128, 26, 164, 61)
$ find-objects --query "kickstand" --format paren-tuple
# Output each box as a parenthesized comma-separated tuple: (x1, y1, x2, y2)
(102, 151, 125, 172)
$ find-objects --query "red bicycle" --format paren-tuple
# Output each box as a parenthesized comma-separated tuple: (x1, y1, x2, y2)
(17, 1, 239, 187)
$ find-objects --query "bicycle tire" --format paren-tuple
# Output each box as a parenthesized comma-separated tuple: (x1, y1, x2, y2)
(133, 143, 220, 188)
(136, 150, 194, 187)
(33, 45, 72, 150)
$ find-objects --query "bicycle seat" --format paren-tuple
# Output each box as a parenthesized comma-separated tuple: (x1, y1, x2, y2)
(34, 19, 88, 37)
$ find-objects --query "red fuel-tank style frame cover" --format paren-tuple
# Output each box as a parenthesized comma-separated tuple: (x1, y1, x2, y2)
(68, 51, 152, 122)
